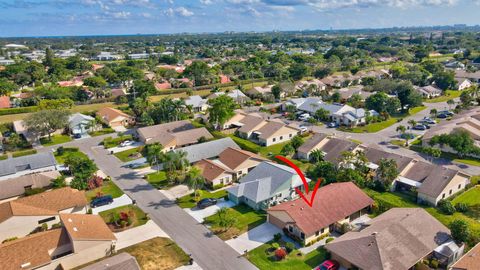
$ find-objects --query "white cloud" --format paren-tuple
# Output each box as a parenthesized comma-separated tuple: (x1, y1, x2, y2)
(109, 11, 131, 18)
(200, 0, 214, 4)
(260, 0, 460, 10)
(176, 7, 194, 16)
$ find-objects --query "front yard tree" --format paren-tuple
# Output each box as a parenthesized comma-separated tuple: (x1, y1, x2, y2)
(271, 84, 281, 100)
(146, 143, 164, 172)
(186, 166, 205, 201)
(396, 125, 408, 145)
(280, 143, 295, 157)
(309, 149, 324, 163)
(290, 135, 304, 151)
(376, 158, 399, 188)
(216, 207, 236, 232)
(163, 150, 190, 183)
(208, 95, 236, 130)
(24, 109, 70, 141)
(65, 155, 98, 190)
(314, 108, 330, 121)
(450, 219, 470, 243)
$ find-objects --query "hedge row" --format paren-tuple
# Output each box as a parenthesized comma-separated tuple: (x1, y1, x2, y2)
(12, 149, 38, 158)
(0, 106, 38, 116)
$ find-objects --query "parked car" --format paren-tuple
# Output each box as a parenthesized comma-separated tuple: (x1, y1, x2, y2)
(422, 118, 436, 124)
(327, 122, 338, 128)
(120, 140, 134, 147)
(298, 113, 311, 121)
(437, 113, 448, 119)
(438, 110, 454, 116)
(314, 260, 339, 270)
(73, 133, 82, 139)
(196, 198, 218, 209)
(90, 195, 114, 208)
(413, 124, 427, 131)
(299, 126, 308, 133)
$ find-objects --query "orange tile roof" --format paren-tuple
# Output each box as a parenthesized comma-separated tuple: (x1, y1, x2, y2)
(0, 228, 70, 270)
(0, 187, 87, 223)
(0, 96, 10, 109)
(195, 159, 234, 183)
(60, 214, 116, 241)
(451, 242, 480, 269)
(97, 107, 132, 123)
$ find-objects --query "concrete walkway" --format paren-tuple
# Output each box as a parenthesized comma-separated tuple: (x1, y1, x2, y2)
(225, 222, 282, 253)
(114, 220, 170, 250)
(299, 232, 340, 254)
(91, 194, 133, 214)
(185, 199, 235, 223)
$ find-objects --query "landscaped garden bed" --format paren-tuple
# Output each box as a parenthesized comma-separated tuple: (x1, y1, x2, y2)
(98, 205, 148, 232)
(176, 189, 227, 208)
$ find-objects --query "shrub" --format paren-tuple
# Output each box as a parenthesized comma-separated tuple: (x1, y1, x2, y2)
(56, 146, 65, 155)
(212, 183, 224, 190)
(12, 149, 37, 158)
(87, 175, 104, 190)
(273, 233, 282, 242)
(455, 202, 469, 213)
(272, 243, 280, 249)
(24, 188, 45, 196)
(429, 259, 439, 269)
(438, 200, 456, 215)
(87, 208, 93, 214)
(285, 242, 295, 253)
(2, 237, 18, 243)
(274, 248, 287, 261)
(325, 237, 335, 243)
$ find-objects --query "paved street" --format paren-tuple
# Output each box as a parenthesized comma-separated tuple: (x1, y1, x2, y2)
(40, 138, 257, 270)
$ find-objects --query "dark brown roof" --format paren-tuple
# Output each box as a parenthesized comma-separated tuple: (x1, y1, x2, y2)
(364, 148, 413, 172)
(320, 138, 359, 164)
(402, 161, 435, 183)
(418, 166, 460, 198)
(297, 133, 328, 154)
(325, 208, 452, 270)
(268, 182, 373, 236)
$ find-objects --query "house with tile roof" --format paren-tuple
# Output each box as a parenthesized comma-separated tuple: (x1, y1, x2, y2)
(0, 152, 57, 181)
(137, 120, 213, 151)
(0, 214, 116, 270)
(0, 170, 61, 201)
(268, 182, 373, 245)
(325, 208, 463, 270)
(96, 107, 134, 129)
(227, 161, 309, 210)
(451, 242, 480, 270)
(0, 187, 87, 242)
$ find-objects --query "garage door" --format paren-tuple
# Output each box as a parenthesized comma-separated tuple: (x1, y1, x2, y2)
(268, 213, 286, 229)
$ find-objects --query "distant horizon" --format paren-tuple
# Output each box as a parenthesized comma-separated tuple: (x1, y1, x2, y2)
(1, 0, 479, 37)
(1, 23, 479, 39)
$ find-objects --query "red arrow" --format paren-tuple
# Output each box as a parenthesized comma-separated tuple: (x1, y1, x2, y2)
(275, 155, 322, 208)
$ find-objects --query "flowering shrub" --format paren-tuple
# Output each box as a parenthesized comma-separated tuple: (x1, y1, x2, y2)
(275, 248, 287, 260)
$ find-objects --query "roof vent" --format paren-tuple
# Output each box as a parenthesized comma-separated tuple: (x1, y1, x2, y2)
(300, 207, 304, 211)
(68, 218, 73, 223)
(21, 263, 31, 269)
(371, 232, 378, 235)
(73, 227, 78, 232)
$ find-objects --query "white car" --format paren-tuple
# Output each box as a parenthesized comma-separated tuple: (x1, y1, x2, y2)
(299, 126, 308, 133)
(120, 140, 134, 147)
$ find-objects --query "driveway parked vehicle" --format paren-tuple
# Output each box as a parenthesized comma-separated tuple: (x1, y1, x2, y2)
(314, 260, 339, 270)
(413, 124, 427, 131)
(120, 140, 134, 147)
(197, 198, 218, 209)
(327, 122, 338, 128)
(422, 118, 436, 124)
(90, 195, 114, 208)
(438, 110, 454, 116)
(299, 126, 308, 133)
(437, 113, 448, 119)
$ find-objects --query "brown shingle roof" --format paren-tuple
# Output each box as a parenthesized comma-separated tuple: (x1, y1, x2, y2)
(0, 171, 61, 200)
(237, 115, 265, 134)
(451, 242, 480, 270)
(0, 228, 70, 270)
(173, 127, 213, 147)
(0, 187, 87, 223)
(268, 182, 373, 236)
(218, 147, 265, 170)
(364, 147, 413, 172)
(297, 133, 328, 154)
(325, 208, 452, 270)
(97, 107, 131, 123)
(137, 120, 194, 145)
(60, 214, 116, 241)
(195, 159, 233, 183)
(256, 121, 296, 140)
(418, 166, 461, 198)
(320, 138, 359, 164)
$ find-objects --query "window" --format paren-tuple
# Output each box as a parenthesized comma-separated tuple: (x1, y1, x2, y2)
(289, 226, 293, 233)
(38, 216, 56, 224)
(273, 138, 276, 142)
(458, 184, 462, 189)
(442, 193, 445, 199)
(315, 231, 320, 236)
(321, 228, 325, 234)
(290, 134, 293, 138)
(300, 232, 305, 239)
(449, 189, 453, 195)
(280, 136, 283, 140)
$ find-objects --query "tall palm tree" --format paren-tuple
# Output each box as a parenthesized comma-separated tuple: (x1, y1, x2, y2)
(146, 143, 164, 172)
(309, 149, 324, 163)
(186, 166, 205, 201)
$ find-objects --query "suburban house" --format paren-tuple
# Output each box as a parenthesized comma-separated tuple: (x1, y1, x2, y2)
(297, 133, 360, 163)
(451, 242, 480, 270)
(0, 96, 10, 109)
(0, 187, 88, 242)
(81, 252, 141, 270)
(96, 107, 134, 129)
(195, 147, 266, 187)
(297, 133, 329, 160)
(336, 86, 373, 101)
(68, 113, 95, 138)
(0, 170, 61, 201)
(325, 208, 464, 270)
(247, 85, 275, 97)
(455, 70, 480, 83)
(415, 85, 443, 98)
(0, 152, 57, 181)
(208, 90, 250, 104)
(137, 120, 213, 151)
(295, 79, 327, 92)
(0, 214, 116, 270)
(184, 95, 209, 113)
(422, 109, 480, 155)
(282, 98, 310, 111)
(174, 137, 240, 164)
(267, 182, 373, 245)
(455, 78, 473, 90)
(227, 161, 309, 210)
(295, 99, 370, 127)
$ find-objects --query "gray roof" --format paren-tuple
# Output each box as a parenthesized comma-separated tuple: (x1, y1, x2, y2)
(403, 161, 435, 182)
(185, 95, 207, 108)
(227, 161, 307, 203)
(364, 148, 413, 172)
(174, 137, 240, 163)
(418, 166, 460, 198)
(0, 171, 60, 200)
(320, 138, 359, 164)
(69, 113, 94, 129)
(297, 97, 323, 113)
(297, 133, 328, 154)
(80, 253, 140, 270)
(0, 152, 57, 177)
(325, 208, 452, 270)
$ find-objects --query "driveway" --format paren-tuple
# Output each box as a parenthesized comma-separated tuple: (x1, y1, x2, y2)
(91, 194, 133, 214)
(108, 142, 144, 154)
(114, 220, 170, 249)
(225, 222, 282, 253)
(185, 199, 235, 223)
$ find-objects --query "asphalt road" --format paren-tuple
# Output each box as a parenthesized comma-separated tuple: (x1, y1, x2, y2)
(39, 136, 257, 270)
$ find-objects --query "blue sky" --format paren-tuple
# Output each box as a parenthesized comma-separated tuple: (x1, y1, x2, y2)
(0, 0, 479, 37)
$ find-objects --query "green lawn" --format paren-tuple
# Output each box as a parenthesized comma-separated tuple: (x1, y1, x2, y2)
(176, 189, 227, 208)
(390, 139, 407, 147)
(453, 186, 480, 206)
(248, 241, 327, 270)
(145, 171, 171, 189)
(424, 90, 461, 103)
(54, 147, 89, 164)
(40, 134, 73, 146)
(98, 205, 149, 229)
(204, 204, 267, 240)
(11, 149, 37, 158)
(102, 135, 133, 149)
(85, 180, 124, 202)
(88, 128, 115, 137)
(364, 188, 480, 239)
(454, 158, 480, 167)
(114, 146, 144, 162)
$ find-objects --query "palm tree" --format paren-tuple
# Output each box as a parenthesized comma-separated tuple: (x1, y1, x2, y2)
(377, 158, 399, 188)
(163, 150, 190, 183)
(309, 149, 324, 163)
(186, 166, 205, 201)
(216, 207, 236, 232)
(447, 99, 455, 110)
(146, 143, 164, 172)
(408, 119, 417, 129)
(396, 125, 408, 146)
(430, 108, 437, 118)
